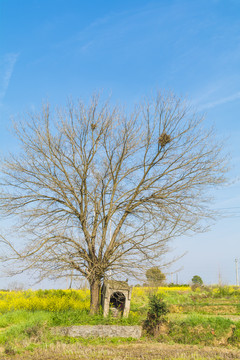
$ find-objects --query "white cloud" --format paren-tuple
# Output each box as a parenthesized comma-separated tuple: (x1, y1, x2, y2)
(198, 92, 240, 111)
(0, 53, 19, 104)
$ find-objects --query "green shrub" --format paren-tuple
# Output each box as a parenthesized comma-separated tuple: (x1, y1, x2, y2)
(143, 294, 169, 335)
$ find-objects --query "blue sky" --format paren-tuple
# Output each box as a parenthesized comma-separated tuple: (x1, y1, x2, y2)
(0, 0, 240, 288)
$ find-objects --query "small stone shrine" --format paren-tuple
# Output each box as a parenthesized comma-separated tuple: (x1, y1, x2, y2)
(101, 280, 132, 318)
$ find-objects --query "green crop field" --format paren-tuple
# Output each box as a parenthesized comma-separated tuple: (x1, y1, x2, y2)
(1, 285, 240, 359)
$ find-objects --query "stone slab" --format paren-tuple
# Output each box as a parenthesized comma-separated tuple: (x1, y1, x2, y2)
(51, 325, 142, 338)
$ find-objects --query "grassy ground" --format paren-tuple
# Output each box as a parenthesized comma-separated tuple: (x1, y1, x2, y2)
(2, 342, 240, 359)
(0, 286, 240, 358)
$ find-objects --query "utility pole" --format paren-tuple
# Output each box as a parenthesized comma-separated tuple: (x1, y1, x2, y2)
(218, 267, 222, 287)
(235, 259, 239, 286)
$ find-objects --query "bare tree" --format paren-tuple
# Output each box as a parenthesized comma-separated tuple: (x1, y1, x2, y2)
(0, 93, 226, 313)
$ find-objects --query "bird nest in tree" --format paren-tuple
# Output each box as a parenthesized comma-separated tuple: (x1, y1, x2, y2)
(91, 123, 97, 131)
(158, 132, 171, 147)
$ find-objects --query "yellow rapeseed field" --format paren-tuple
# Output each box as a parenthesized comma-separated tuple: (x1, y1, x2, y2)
(0, 286, 190, 313)
(0, 289, 90, 312)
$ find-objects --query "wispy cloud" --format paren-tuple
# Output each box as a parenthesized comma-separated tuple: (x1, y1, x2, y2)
(0, 53, 19, 105)
(198, 92, 240, 111)
(55, 2, 175, 55)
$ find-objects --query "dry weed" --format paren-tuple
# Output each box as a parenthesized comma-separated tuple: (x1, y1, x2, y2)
(2, 342, 240, 360)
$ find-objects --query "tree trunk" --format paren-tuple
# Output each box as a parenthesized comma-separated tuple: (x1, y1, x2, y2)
(90, 279, 101, 314)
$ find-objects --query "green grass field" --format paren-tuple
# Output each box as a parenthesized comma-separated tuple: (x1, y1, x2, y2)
(1, 285, 240, 359)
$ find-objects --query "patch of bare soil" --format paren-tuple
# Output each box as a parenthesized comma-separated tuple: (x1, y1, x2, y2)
(4, 343, 240, 360)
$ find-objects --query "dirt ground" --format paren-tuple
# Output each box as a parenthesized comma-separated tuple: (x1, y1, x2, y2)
(5, 343, 240, 360)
